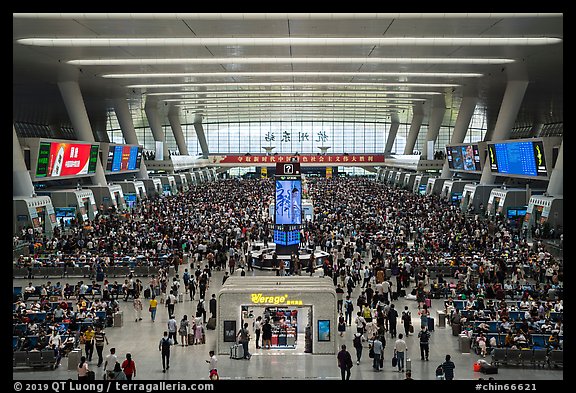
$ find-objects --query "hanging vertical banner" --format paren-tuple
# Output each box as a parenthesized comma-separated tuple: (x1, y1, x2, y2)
(261, 167, 268, 178)
(326, 167, 333, 178)
(427, 140, 435, 160)
(155, 141, 164, 161)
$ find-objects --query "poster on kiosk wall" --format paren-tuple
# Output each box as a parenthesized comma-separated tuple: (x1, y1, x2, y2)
(36, 141, 99, 178)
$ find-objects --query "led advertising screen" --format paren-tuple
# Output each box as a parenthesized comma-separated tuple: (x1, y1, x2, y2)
(446, 144, 481, 171)
(36, 141, 99, 178)
(488, 141, 547, 177)
(105, 144, 142, 172)
(275, 180, 302, 225)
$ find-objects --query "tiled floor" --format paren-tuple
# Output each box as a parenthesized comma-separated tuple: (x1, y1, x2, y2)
(13, 268, 563, 381)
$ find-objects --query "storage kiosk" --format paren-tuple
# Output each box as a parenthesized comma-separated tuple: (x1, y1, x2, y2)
(153, 175, 177, 196)
(13, 196, 57, 236)
(486, 188, 529, 218)
(142, 178, 162, 198)
(440, 180, 474, 204)
(38, 189, 98, 222)
(523, 195, 563, 232)
(173, 173, 189, 192)
(460, 184, 498, 213)
(217, 277, 337, 356)
(427, 177, 447, 196)
(114, 180, 147, 209)
(403, 173, 418, 191)
(84, 184, 126, 211)
(413, 174, 432, 195)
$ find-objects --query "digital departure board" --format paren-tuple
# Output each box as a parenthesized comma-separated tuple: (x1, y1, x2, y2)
(105, 144, 142, 172)
(488, 141, 547, 177)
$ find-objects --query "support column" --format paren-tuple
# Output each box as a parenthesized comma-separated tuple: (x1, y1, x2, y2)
(193, 114, 209, 158)
(546, 139, 563, 197)
(440, 96, 479, 178)
(13, 125, 35, 197)
(57, 80, 108, 186)
(145, 97, 170, 160)
(384, 113, 400, 154)
(422, 96, 447, 159)
(168, 106, 189, 155)
(403, 103, 424, 155)
(113, 98, 149, 179)
(480, 80, 529, 184)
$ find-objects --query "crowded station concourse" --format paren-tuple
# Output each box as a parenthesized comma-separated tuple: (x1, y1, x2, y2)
(13, 13, 562, 383)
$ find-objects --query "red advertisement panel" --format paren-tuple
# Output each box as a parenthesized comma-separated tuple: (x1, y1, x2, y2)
(45, 142, 94, 177)
(212, 154, 386, 164)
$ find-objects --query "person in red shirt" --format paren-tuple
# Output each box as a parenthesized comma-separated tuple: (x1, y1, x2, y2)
(121, 353, 136, 380)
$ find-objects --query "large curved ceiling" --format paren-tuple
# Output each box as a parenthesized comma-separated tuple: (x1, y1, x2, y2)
(13, 13, 563, 129)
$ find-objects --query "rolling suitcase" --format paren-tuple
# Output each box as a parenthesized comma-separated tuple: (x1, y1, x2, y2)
(178, 293, 184, 303)
(144, 288, 151, 299)
(391, 291, 399, 301)
(425, 298, 431, 308)
(188, 333, 195, 344)
(406, 358, 412, 372)
(87, 370, 95, 380)
(206, 317, 216, 330)
(427, 317, 435, 332)
(230, 344, 244, 359)
(452, 323, 461, 336)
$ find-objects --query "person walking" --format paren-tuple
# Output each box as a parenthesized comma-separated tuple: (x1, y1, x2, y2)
(159, 331, 174, 373)
(337, 344, 353, 380)
(121, 353, 136, 380)
(206, 350, 219, 380)
(388, 304, 399, 338)
(167, 290, 176, 317)
(103, 348, 118, 380)
(352, 332, 363, 365)
(254, 316, 262, 349)
(344, 296, 354, 326)
(394, 333, 408, 373)
(167, 315, 178, 345)
(149, 295, 158, 322)
(338, 312, 346, 337)
(94, 325, 109, 367)
(401, 306, 412, 336)
(107, 362, 127, 381)
(83, 325, 95, 362)
(133, 295, 143, 322)
(418, 326, 431, 361)
(77, 356, 89, 380)
(179, 315, 190, 346)
(236, 322, 252, 359)
(441, 354, 456, 380)
(371, 335, 383, 371)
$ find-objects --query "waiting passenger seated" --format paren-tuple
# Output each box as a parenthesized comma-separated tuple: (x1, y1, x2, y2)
(499, 318, 512, 333)
(547, 332, 561, 350)
(476, 321, 490, 334)
(514, 331, 528, 349)
(24, 283, 36, 300)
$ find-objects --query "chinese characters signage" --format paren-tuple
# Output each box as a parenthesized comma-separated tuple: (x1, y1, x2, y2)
(215, 154, 385, 165)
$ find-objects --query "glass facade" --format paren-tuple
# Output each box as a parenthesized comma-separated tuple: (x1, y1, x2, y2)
(105, 108, 488, 158)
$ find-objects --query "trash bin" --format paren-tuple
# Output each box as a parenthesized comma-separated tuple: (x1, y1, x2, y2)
(437, 311, 446, 328)
(113, 311, 123, 327)
(67, 349, 82, 371)
(459, 335, 471, 353)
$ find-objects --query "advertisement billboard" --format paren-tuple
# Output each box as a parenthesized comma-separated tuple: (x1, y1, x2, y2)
(446, 144, 481, 171)
(36, 141, 99, 178)
(275, 180, 302, 225)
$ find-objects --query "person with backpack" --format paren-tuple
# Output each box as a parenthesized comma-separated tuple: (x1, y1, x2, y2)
(355, 311, 367, 337)
(401, 306, 412, 336)
(441, 354, 456, 380)
(352, 332, 363, 365)
(158, 331, 174, 373)
(183, 269, 190, 294)
(388, 304, 399, 338)
(344, 296, 354, 326)
(418, 326, 431, 361)
(337, 344, 353, 381)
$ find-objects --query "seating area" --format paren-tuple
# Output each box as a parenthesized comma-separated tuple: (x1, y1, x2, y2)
(13, 264, 170, 279)
(491, 347, 562, 368)
(13, 349, 57, 369)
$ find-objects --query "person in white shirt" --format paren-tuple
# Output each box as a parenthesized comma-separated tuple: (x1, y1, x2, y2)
(48, 330, 62, 367)
(133, 295, 143, 322)
(394, 334, 408, 372)
(206, 350, 218, 380)
(381, 280, 391, 302)
(355, 312, 367, 337)
(104, 348, 119, 379)
(24, 283, 36, 300)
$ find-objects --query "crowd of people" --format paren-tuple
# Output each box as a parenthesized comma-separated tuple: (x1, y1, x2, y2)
(13, 176, 563, 380)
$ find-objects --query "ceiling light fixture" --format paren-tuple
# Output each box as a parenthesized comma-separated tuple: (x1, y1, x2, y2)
(102, 71, 482, 78)
(68, 57, 515, 66)
(127, 82, 459, 88)
(18, 37, 562, 47)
